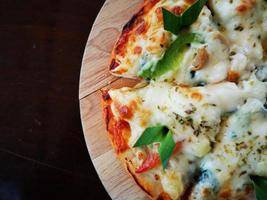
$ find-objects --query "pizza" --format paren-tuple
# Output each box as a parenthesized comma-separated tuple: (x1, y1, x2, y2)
(102, 0, 267, 199)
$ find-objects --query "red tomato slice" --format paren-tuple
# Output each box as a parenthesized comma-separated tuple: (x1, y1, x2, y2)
(173, 141, 183, 154)
(135, 141, 183, 173)
(135, 152, 160, 173)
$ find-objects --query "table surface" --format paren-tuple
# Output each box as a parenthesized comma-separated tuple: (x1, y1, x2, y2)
(0, 0, 110, 199)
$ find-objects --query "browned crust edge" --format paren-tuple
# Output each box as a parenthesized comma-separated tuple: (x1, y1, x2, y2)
(125, 159, 153, 198)
(109, 0, 160, 73)
(109, 4, 145, 71)
(124, 153, 172, 200)
(101, 89, 130, 154)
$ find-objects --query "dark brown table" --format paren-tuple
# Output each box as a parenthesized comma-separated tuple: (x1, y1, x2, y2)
(0, 0, 111, 199)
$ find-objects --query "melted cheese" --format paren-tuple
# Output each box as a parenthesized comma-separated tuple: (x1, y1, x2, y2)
(161, 170, 184, 200)
(210, 0, 267, 80)
(108, 73, 267, 199)
(173, 6, 230, 85)
(190, 99, 267, 200)
(109, 76, 266, 147)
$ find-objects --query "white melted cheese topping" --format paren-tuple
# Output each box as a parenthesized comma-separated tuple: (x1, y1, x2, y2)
(109, 76, 266, 147)
(108, 73, 267, 199)
(209, 0, 267, 80)
(190, 99, 267, 200)
(172, 6, 230, 85)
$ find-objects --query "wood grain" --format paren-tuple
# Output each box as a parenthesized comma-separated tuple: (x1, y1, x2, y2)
(79, 0, 143, 99)
(79, 0, 149, 199)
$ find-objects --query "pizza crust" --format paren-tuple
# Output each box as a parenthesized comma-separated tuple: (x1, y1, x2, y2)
(109, 0, 160, 75)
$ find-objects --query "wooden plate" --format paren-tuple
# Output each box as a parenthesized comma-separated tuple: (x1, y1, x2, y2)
(79, 0, 149, 199)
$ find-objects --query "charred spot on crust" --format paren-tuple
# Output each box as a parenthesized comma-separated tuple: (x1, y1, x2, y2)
(114, 8, 145, 56)
(110, 59, 120, 71)
(103, 106, 111, 131)
(102, 89, 112, 131)
(126, 162, 153, 197)
(102, 90, 111, 101)
(135, 19, 148, 35)
(122, 8, 144, 32)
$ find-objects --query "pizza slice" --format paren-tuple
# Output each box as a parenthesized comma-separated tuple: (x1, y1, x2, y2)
(109, 0, 231, 85)
(102, 74, 266, 200)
